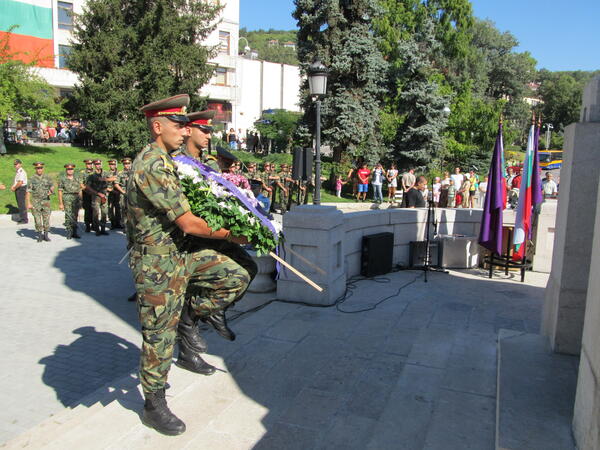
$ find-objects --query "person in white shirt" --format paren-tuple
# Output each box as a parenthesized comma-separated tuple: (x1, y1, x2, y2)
(432, 177, 441, 206)
(478, 176, 488, 207)
(450, 167, 464, 191)
(11, 159, 28, 223)
(542, 172, 558, 198)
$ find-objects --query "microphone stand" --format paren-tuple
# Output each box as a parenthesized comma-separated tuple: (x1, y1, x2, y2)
(422, 181, 449, 282)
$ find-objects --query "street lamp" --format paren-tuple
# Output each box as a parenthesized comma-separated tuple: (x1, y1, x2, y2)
(238, 37, 251, 56)
(544, 123, 554, 149)
(308, 59, 328, 205)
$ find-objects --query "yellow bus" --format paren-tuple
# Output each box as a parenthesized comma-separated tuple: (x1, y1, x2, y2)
(538, 150, 563, 170)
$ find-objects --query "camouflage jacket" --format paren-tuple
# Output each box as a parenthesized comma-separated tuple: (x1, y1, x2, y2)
(79, 169, 94, 186)
(171, 145, 220, 172)
(116, 169, 131, 193)
(126, 142, 190, 247)
(87, 170, 111, 194)
(58, 174, 82, 195)
(27, 173, 53, 200)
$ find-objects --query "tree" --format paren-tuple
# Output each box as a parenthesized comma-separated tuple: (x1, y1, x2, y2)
(68, 0, 221, 154)
(0, 29, 64, 122)
(254, 109, 302, 153)
(537, 71, 592, 131)
(293, 0, 388, 163)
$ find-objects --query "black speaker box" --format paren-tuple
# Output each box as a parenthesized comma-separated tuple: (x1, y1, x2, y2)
(408, 240, 440, 268)
(292, 147, 303, 180)
(361, 232, 394, 277)
(303, 147, 313, 181)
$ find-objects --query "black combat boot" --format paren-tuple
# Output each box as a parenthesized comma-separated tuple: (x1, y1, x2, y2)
(176, 343, 216, 376)
(202, 310, 236, 341)
(66, 229, 72, 240)
(177, 303, 208, 353)
(85, 223, 91, 233)
(99, 225, 109, 236)
(37, 232, 43, 243)
(141, 388, 186, 436)
(43, 231, 51, 242)
(72, 230, 81, 239)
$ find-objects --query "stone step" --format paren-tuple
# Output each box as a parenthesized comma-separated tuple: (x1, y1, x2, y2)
(496, 329, 578, 450)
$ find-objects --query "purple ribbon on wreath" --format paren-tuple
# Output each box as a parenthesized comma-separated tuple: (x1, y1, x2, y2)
(173, 154, 279, 241)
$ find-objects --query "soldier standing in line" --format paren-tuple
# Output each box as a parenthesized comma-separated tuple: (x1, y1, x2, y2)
(80, 159, 95, 232)
(276, 163, 291, 213)
(58, 163, 83, 239)
(127, 95, 256, 435)
(114, 157, 132, 230)
(26, 162, 54, 242)
(86, 159, 115, 236)
(107, 159, 122, 229)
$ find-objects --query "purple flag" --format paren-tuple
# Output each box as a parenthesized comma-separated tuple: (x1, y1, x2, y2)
(531, 123, 543, 207)
(478, 122, 506, 255)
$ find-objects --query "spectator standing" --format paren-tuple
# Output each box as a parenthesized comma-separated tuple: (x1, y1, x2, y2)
(335, 175, 345, 198)
(450, 167, 464, 191)
(468, 170, 478, 208)
(478, 176, 488, 208)
(439, 171, 451, 207)
(386, 163, 398, 202)
(459, 176, 471, 208)
(542, 172, 558, 198)
(432, 177, 441, 206)
(356, 163, 370, 202)
(404, 176, 427, 208)
(371, 163, 384, 203)
(401, 168, 416, 201)
(11, 159, 28, 223)
(0, 134, 7, 156)
(227, 128, 237, 150)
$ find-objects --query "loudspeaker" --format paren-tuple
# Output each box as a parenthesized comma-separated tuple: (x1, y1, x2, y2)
(361, 232, 394, 277)
(303, 147, 313, 181)
(292, 147, 303, 180)
(408, 241, 439, 268)
(291, 147, 315, 181)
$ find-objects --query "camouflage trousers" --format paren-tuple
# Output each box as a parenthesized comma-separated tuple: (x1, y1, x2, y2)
(63, 194, 80, 234)
(130, 241, 257, 394)
(32, 199, 51, 232)
(92, 194, 108, 229)
(108, 191, 121, 226)
(119, 195, 128, 228)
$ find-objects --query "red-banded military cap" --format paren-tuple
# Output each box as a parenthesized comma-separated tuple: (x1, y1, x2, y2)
(83, 159, 93, 164)
(33, 162, 44, 168)
(93, 159, 102, 164)
(186, 110, 216, 132)
(64, 163, 76, 169)
(140, 94, 189, 123)
(121, 157, 132, 163)
(108, 159, 117, 164)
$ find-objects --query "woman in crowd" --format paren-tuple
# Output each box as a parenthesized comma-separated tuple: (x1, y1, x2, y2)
(432, 176, 441, 207)
(371, 162, 384, 203)
(386, 163, 398, 203)
(439, 171, 451, 207)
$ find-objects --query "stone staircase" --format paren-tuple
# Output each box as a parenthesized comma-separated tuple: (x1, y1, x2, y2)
(2, 353, 257, 449)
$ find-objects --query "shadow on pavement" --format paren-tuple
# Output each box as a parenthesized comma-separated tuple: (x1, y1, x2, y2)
(39, 326, 142, 412)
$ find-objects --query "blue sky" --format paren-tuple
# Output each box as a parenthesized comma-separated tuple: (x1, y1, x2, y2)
(240, 0, 599, 72)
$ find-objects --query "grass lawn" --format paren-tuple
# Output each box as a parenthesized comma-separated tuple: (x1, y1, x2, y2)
(0, 144, 116, 214)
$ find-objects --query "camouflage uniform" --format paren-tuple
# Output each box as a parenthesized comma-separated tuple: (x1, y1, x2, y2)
(107, 165, 121, 228)
(127, 142, 256, 394)
(116, 168, 131, 228)
(276, 168, 290, 213)
(171, 145, 220, 172)
(87, 170, 110, 230)
(27, 172, 53, 232)
(58, 174, 82, 235)
(80, 167, 95, 230)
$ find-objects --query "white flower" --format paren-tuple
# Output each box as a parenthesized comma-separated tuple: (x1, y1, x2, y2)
(248, 217, 256, 226)
(237, 206, 248, 215)
(271, 220, 283, 234)
(241, 188, 259, 207)
(177, 162, 199, 180)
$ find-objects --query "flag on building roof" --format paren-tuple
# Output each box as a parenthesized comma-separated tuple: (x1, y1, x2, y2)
(478, 121, 506, 255)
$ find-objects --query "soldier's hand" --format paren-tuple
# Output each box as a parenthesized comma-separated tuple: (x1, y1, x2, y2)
(27, 203, 33, 210)
(59, 203, 64, 210)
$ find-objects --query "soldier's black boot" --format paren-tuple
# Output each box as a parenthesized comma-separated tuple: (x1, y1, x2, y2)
(85, 223, 91, 233)
(141, 389, 186, 436)
(100, 225, 109, 236)
(202, 310, 236, 341)
(66, 229, 72, 240)
(176, 343, 216, 376)
(43, 231, 51, 242)
(72, 230, 81, 239)
(177, 303, 208, 353)
(36, 232, 43, 243)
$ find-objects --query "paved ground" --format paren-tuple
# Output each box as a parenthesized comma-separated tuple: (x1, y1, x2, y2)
(0, 212, 549, 448)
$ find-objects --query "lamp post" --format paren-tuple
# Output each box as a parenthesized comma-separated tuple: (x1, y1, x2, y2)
(238, 37, 251, 56)
(544, 123, 554, 150)
(308, 59, 328, 205)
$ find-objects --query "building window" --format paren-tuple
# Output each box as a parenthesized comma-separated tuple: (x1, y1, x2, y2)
(57, 1, 73, 30)
(58, 45, 71, 68)
(219, 31, 230, 55)
(214, 67, 227, 86)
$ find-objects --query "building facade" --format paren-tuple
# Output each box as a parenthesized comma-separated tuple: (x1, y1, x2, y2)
(0, 0, 301, 133)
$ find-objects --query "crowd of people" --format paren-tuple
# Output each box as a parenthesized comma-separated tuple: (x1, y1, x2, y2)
(4, 119, 92, 146)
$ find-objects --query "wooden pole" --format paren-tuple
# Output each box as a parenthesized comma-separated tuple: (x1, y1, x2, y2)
(269, 251, 324, 292)
(285, 246, 327, 276)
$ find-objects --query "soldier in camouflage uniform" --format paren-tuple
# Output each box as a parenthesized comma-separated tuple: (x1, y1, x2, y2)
(80, 159, 95, 232)
(276, 163, 291, 213)
(107, 159, 122, 229)
(26, 162, 54, 242)
(127, 96, 256, 436)
(86, 159, 116, 236)
(172, 110, 220, 172)
(58, 163, 83, 239)
(113, 157, 132, 230)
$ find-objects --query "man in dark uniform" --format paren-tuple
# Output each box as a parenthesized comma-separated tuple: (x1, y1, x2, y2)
(86, 159, 116, 236)
(127, 95, 256, 435)
(80, 159, 94, 232)
(107, 159, 122, 229)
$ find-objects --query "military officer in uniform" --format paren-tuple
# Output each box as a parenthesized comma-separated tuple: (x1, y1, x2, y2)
(26, 162, 54, 242)
(58, 163, 84, 239)
(80, 159, 95, 232)
(107, 159, 122, 229)
(127, 95, 256, 435)
(172, 110, 220, 172)
(114, 157, 132, 230)
(86, 159, 115, 236)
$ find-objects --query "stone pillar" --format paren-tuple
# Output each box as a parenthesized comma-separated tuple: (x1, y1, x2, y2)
(542, 75, 600, 355)
(532, 200, 557, 273)
(276, 205, 346, 305)
(573, 176, 600, 450)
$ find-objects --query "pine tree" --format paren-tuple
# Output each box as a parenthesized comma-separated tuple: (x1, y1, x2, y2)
(68, 0, 220, 154)
(293, 0, 388, 163)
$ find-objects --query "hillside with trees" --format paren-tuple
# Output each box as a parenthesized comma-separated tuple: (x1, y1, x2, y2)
(239, 28, 298, 65)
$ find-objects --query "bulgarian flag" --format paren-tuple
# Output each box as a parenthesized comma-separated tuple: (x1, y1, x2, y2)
(512, 123, 539, 261)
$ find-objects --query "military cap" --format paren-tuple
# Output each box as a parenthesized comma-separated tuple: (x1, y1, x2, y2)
(121, 157, 132, 163)
(140, 94, 189, 123)
(93, 159, 102, 164)
(108, 159, 117, 164)
(216, 146, 238, 162)
(187, 110, 215, 132)
(14, 159, 22, 165)
(64, 163, 76, 169)
(33, 162, 44, 167)
(83, 159, 93, 164)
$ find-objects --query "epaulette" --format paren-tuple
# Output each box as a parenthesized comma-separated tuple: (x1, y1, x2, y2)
(205, 155, 217, 161)
(159, 154, 174, 172)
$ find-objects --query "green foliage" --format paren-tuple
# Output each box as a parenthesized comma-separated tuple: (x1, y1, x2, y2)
(0, 29, 65, 122)
(68, 0, 221, 155)
(294, 0, 388, 163)
(254, 110, 302, 153)
(239, 28, 298, 65)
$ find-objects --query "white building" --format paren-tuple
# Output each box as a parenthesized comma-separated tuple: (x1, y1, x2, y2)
(1, 0, 301, 133)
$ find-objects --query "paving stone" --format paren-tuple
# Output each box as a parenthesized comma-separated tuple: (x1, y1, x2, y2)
(315, 413, 378, 450)
(279, 388, 348, 430)
(253, 422, 320, 450)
